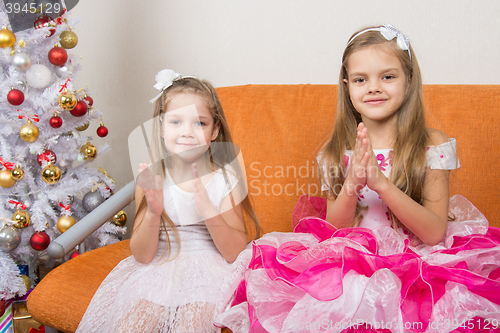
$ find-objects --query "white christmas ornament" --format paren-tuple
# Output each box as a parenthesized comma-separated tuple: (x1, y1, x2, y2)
(11, 52, 32, 72)
(26, 64, 52, 89)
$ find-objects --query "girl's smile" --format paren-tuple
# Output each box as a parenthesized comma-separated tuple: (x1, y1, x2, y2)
(364, 98, 388, 106)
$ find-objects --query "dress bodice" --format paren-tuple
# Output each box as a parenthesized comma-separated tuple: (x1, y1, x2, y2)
(160, 167, 239, 253)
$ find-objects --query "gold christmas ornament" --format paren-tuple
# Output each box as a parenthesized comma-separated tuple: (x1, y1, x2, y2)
(20, 274, 31, 290)
(11, 166, 24, 181)
(41, 164, 61, 184)
(12, 208, 31, 229)
(19, 120, 39, 143)
(57, 215, 76, 233)
(110, 210, 127, 227)
(0, 28, 16, 48)
(76, 122, 90, 131)
(58, 91, 77, 110)
(80, 142, 97, 161)
(59, 30, 78, 49)
(0, 169, 16, 188)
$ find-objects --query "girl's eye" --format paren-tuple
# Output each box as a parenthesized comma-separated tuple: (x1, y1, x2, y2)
(383, 75, 395, 80)
(353, 78, 365, 83)
(170, 120, 180, 125)
(195, 121, 206, 127)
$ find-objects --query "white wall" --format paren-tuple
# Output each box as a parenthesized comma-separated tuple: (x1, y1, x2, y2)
(69, 0, 500, 231)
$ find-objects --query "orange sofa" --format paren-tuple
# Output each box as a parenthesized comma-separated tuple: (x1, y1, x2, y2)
(27, 85, 500, 332)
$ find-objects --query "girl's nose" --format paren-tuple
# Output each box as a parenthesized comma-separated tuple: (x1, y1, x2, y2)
(180, 124, 194, 137)
(367, 81, 382, 94)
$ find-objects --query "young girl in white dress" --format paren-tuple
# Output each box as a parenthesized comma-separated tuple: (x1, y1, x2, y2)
(216, 24, 500, 333)
(76, 70, 261, 333)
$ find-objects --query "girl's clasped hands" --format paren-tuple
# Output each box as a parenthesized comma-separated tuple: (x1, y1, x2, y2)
(346, 122, 388, 196)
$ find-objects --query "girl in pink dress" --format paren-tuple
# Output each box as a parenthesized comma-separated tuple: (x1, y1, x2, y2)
(216, 24, 500, 333)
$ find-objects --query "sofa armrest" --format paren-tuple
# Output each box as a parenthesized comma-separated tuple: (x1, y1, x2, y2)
(47, 181, 135, 259)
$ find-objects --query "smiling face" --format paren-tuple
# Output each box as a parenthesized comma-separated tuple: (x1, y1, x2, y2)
(344, 44, 407, 126)
(162, 93, 219, 164)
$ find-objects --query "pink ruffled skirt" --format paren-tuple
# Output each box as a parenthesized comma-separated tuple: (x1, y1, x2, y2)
(215, 195, 500, 333)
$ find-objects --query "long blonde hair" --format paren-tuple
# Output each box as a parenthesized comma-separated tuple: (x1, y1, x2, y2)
(133, 77, 261, 259)
(319, 25, 428, 230)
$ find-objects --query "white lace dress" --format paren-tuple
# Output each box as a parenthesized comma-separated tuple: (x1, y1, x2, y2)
(76, 168, 250, 333)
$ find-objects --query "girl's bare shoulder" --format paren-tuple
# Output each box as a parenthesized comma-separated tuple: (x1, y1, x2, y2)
(427, 128, 449, 146)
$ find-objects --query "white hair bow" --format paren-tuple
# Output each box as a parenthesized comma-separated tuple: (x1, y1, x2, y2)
(348, 23, 411, 59)
(149, 69, 181, 103)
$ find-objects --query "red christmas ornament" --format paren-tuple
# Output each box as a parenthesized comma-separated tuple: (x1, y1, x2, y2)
(34, 15, 56, 37)
(7, 89, 24, 105)
(0, 299, 5, 317)
(37, 150, 57, 166)
(48, 46, 68, 66)
(29, 325, 45, 333)
(96, 124, 108, 137)
(84, 95, 93, 106)
(50, 114, 63, 128)
(70, 100, 87, 117)
(70, 250, 79, 259)
(30, 231, 50, 251)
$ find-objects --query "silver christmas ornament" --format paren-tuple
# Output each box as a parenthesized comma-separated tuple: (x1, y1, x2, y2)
(54, 61, 74, 79)
(26, 64, 52, 89)
(11, 52, 32, 72)
(82, 190, 106, 212)
(0, 224, 21, 252)
(48, 199, 59, 210)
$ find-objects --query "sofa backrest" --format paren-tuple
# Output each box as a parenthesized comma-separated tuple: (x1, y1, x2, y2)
(216, 85, 500, 231)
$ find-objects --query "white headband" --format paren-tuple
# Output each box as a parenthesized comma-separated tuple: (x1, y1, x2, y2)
(149, 69, 196, 103)
(348, 24, 411, 60)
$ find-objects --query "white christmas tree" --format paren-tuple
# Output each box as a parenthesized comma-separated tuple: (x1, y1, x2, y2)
(0, 3, 126, 301)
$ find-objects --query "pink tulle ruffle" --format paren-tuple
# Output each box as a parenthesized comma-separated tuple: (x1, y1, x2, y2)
(215, 195, 500, 333)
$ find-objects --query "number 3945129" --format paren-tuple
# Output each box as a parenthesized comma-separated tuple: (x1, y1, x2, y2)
(5, 2, 62, 15)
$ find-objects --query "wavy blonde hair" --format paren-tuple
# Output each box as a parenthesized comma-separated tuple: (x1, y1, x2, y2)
(319, 25, 428, 231)
(133, 77, 261, 259)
